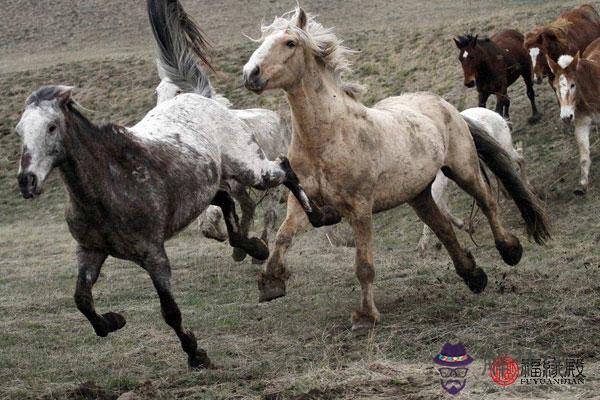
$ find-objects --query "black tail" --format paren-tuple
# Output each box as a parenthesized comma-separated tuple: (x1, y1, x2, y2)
(147, 0, 215, 97)
(464, 116, 551, 245)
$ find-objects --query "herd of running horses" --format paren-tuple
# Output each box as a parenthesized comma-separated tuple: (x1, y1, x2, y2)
(11, 1, 597, 368)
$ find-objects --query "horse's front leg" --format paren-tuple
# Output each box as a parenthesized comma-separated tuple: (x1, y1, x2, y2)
(348, 205, 380, 332)
(259, 195, 309, 302)
(574, 118, 592, 196)
(478, 91, 490, 109)
(144, 247, 211, 369)
(74, 247, 126, 337)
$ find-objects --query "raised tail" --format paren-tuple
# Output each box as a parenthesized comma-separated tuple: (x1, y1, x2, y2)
(464, 116, 551, 245)
(147, 0, 214, 97)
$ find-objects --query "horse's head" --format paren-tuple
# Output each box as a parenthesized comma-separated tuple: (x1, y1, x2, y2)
(453, 35, 480, 88)
(15, 86, 72, 199)
(156, 78, 183, 105)
(243, 7, 310, 93)
(547, 53, 579, 123)
(524, 29, 548, 84)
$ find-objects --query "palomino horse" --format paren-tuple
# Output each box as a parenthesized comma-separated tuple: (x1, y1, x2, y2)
(546, 40, 600, 195)
(419, 107, 530, 252)
(243, 8, 550, 331)
(15, 86, 339, 368)
(524, 4, 600, 86)
(454, 31, 540, 123)
(148, 0, 290, 263)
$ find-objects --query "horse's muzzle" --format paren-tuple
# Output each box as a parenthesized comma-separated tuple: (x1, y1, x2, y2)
(243, 65, 267, 94)
(464, 81, 475, 88)
(562, 115, 574, 124)
(17, 172, 39, 199)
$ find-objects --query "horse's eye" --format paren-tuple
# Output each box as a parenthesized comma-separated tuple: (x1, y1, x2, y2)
(571, 84, 576, 89)
(48, 124, 57, 133)
(286, 40, 296, 48)
(176, 90, 183, 96)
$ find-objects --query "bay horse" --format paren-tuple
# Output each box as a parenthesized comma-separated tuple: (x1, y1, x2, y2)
(524, 4, 600, 86)
(454, 31, 540, 123)
(546, 40, 600, 195)
(148, 0, 291, 263)
(419, 107, 530, 252)
(15, 86, 340, 368)
(243, 7, 550, 331)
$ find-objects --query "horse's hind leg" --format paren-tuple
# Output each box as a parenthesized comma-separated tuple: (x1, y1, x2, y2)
(74, 247, 126, 337)
(410, 188, 488, 293)
(443, 165, 523, 266)
(143, 248, 210, 369)
(212, 190, 269, 261)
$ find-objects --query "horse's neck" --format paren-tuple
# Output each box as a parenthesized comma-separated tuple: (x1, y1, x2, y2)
(285, 62, 352, 148)
(59, 118, 117, 208)
(576, 61, 600, 114)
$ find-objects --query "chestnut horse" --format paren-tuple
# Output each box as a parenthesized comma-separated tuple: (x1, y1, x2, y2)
(524, 4, 600, 85)
(454, 31, 540, 123)
(244, 7, 550, 331)
(547, 39, 600, 195)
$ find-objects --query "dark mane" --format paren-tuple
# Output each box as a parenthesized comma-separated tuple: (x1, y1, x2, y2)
(455, 34, 491, 48)
(26, 86, 71, 106)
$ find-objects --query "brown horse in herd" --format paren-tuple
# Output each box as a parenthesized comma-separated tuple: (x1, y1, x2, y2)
(524, 4, 600, 85)
(547, 39, 600, 195)
(454, 30, 540, 123)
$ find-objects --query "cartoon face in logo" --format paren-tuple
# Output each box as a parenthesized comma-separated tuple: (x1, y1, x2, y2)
(433, 343, 474, 395)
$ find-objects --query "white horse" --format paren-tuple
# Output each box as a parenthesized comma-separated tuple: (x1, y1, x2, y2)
(149, 0, 290, 262)
(418, 108, 529, 251)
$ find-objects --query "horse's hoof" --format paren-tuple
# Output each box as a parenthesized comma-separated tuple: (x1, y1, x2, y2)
(245, 237, 269, 261)
(188, 349, 212, 370)
(258, 273, 287, 302)
(351, 310, 379, 333)
(462, 267, 488, 294)
(528, 114, 541, 125)
(496, 237, 523, 266)
(232, 247, 247, 262)
(95, 312, 126, 337)
(574, 185, 587, 196)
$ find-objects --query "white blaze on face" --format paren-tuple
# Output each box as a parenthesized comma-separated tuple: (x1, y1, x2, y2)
(462, 51, 469, 59)
(243, 32, 284, 79)
(529, 47, 540, 70)
(15, 103, 63, 182)
(558, 74, 575, 120)
(557, 55, 574, 69)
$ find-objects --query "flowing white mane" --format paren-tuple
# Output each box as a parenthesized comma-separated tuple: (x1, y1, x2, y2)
(258, 8, 364, 97)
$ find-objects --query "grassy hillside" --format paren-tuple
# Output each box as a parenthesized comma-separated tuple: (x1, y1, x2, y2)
(1, 1, 600, 399)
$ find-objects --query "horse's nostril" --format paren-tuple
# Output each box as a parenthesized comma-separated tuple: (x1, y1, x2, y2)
(251, 66, 261, 78)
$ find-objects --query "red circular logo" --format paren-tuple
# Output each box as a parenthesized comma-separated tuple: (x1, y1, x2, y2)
(489, 356, 520, 387)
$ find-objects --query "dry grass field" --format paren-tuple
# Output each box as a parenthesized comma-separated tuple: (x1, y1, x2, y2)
(2, 0, 600, 399)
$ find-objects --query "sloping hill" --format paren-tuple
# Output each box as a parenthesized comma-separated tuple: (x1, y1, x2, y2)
(1, 1, 599, 399)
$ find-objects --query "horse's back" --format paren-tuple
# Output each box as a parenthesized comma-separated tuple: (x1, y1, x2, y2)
(233, 108, 290, 160)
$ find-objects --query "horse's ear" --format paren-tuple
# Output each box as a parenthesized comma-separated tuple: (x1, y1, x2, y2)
(572, 51, 581, 70)
(56, 86, 75, 106)
(295, 7, 307, 30)
(546, 55, 561, 75)
(453, 37, 461, 48)
(469, 35, 478, 48)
